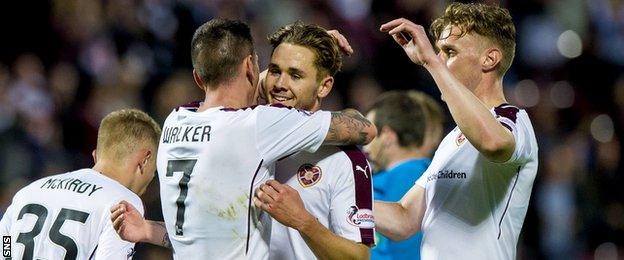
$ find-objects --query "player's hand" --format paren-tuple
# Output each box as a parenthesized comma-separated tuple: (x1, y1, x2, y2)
(253, 180, 315, 231)
(380, 18, 440, 67)
(110, 200, 148, 243)
(327, 30, 354, 56)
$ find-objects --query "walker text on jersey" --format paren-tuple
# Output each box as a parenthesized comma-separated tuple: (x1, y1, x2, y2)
(162, 125, 212, 144)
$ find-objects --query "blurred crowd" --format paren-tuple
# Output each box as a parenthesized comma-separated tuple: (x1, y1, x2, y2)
(0, 0, 622, 259)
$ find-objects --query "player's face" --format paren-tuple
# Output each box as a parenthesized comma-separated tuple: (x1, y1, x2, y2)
(265, 43, 324, 111)
(435, 25, 484, 92)
(363, 111, 387, 171)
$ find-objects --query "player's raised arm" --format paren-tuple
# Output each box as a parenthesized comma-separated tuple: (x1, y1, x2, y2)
(325, 108, 377, 146)
(380, 17, 515, 162)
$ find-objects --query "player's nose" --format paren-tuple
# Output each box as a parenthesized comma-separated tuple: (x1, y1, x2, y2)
(437, 52, 447, 61)
(273, 74, 289, 92)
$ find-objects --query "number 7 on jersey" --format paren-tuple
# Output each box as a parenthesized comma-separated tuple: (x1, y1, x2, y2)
(166, 159, 198, 236)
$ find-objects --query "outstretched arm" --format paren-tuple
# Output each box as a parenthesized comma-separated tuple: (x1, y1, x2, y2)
(325, 109, 377, 146)
(254, 180, 370, 259)
(380, 18, 515, 162)
(374, 185, 426, 241)
(110, 200, 171, 248)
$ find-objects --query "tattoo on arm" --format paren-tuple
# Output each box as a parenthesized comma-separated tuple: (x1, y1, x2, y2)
(162, 232, 171, 248)
(327, 109, 373, 145)
(155, 222, 172, 248)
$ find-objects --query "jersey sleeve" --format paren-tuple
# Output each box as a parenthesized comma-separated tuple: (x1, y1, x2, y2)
(494, 106, 533, 164)
(329, 147, 375, 246)
(0, 202, 17, 236)
(255, 105, 331, 162)
(415, 167, 432, 188)
(93, 197, 144, 259)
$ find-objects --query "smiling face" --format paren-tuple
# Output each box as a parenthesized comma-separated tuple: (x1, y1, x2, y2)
(435, 25, 486, 92)
(265, 43, 330, 111)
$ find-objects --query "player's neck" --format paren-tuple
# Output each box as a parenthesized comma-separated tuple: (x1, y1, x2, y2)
(385, 146, 428, 170)
(198, 79, 254, 111)
(309, 100, 321, 112)
(92, 161, 134, 191)
(473, 77, 507, 109)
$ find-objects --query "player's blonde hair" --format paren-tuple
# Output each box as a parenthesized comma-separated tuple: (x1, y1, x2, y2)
(430, 3, 516, 76)
(96, 109, 161, 161)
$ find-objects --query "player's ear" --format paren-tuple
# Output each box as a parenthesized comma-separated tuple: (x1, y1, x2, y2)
(139, 150, 152, 175)
(91, 150, 97, 164)
(317, 75, 334, 99)
(381, 126, 398, 146)
(482, 48, 501, 73)
(244, 54, 256, 88)
(192, 69, 206, 91)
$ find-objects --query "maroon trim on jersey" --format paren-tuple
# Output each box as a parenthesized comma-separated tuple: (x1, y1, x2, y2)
(176, 100, 202, 111)
(220, 103, 296, 112)
(498, 166, 521, 240)
(221, 105, 259, 111)
(339, 145, 375, 245)
(268, 103, 294, 109)
(499, 122, 513, 132)
(246, 159, 264, 254)
(494, 104, 519, 132)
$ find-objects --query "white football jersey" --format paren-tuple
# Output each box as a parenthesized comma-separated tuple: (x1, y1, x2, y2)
(415, 104, 538, 260)
(270, 146, 375, 260)
(157, 103, 331, 260)
(0, 169, 144, 260)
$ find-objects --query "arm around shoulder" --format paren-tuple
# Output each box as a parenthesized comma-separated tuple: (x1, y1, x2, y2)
(325, 109, 377, 146)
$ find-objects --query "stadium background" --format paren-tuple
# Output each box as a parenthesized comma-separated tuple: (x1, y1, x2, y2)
(0, 0, 622, 259)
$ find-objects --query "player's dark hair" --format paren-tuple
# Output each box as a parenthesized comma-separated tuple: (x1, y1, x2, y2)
(369, 91, 426, 148)
(191, 18, 255, 88)
(268, 21, 342, 81)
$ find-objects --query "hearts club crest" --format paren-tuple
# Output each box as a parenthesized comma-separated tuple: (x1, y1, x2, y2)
(297, 163, 322, 187)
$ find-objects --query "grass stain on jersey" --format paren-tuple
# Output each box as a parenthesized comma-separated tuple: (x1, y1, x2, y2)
(216, 194, 249, 221)
(218, 204, 238, 221)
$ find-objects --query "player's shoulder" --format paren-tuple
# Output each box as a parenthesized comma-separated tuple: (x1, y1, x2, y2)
(327, 146, 372, 181)
(493, 103, 521, 122)
(75, 170, 142, 206)
(304, 146, 366, 167)
(253, 104, 328, 119)
(335, 146, 368, 163)
(18, 170, 77, 194)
